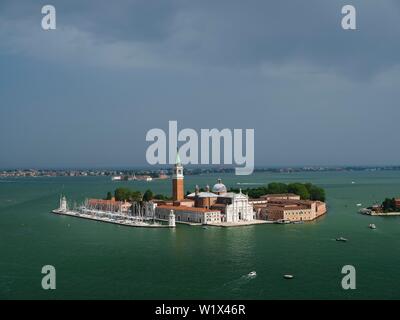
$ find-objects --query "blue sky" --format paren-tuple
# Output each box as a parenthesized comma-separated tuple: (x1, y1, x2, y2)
(1, 0, 400, 168)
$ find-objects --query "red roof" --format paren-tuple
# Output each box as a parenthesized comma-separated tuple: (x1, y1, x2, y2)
(157, 205, 220, 214)
(88, 199, 128, 206)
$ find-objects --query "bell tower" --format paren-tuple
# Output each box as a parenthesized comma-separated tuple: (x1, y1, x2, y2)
(172, 151, 184, 201)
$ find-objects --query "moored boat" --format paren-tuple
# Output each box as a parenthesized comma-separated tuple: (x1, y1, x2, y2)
(276, 219, 291, 224)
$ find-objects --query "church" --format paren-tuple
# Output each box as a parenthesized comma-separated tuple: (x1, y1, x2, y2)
(154, 155, 255, 225)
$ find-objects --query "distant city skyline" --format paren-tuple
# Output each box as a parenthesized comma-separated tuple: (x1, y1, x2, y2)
(1, 0, 400, 168)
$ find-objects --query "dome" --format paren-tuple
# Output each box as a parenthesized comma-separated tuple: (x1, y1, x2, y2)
(212, 179, 227, 194)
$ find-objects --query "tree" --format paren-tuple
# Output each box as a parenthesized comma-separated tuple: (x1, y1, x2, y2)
(143, 189, 154, 202)
(382, 198, 396, 212)
(154, 194, 171, 200)
(288, 183, 310, 200)
(230, 182, 326, 201)
(114, 188, 142, 202)
(129, 191, 143, 202)
(267, 183, 288, 194)
(105, 191, 113, 200)
(306, 184, 326, 201)
(114, 188, 130, 201)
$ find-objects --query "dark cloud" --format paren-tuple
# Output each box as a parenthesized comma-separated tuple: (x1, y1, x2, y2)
(1, 0, 400, 77)
(1, 1, 400, 168)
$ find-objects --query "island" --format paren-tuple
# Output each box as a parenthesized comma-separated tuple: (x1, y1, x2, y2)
(359, 198, 400, 216)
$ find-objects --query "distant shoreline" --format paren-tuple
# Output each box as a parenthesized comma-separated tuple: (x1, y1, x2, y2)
(3, 165, 400, 179)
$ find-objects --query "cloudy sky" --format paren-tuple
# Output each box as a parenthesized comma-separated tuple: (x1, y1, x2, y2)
(1, 0, 400, 168)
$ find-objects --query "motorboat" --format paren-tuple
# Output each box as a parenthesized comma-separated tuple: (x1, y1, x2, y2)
(336, 237, 348, 242)
(369, 224, 376, 230)
(248, 271, 257, 277)
(284, 274, 294, 279)
(276, 219, 291, 224)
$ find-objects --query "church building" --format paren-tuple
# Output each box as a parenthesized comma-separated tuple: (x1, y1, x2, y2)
(154, 154, 255, 225)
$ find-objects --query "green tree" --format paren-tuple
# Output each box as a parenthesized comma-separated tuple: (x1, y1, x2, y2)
(154, 194, 171, 200)
(267, 183, 289, 194)
(105, 191, 113, 200)
(288, 183, 310, 200)
(306, 184, 325, 201)
(382, 198, 396, 212)
(114, 188, 142, 202)
(114, 188, 130, 201)
(143, 189, 154, 202)
(129, 191, 143, 202)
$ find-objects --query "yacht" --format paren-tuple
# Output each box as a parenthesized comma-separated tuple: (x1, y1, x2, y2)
(276, 219, 291, 224)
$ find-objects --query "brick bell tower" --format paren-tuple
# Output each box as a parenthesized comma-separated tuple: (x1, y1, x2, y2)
(172, 151, 184, 201)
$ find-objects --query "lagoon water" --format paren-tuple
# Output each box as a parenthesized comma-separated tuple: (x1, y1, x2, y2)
(1, 171, 400, 300)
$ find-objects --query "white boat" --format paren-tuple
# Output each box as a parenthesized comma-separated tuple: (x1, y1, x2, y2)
(276, 219, 291, 224)
(369, 224, 376, 230)
(284, 274, 294, 279)
(356, 203, 362, 207)
(248, 271, 257, 277)
(336, 237, 348, 242)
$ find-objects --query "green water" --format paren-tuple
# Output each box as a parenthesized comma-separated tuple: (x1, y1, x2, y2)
(1, 171, 400, 300)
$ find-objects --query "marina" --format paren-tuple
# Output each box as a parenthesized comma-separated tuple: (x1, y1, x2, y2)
(52, 196, 175, 228)
(52, 209, 172, 228)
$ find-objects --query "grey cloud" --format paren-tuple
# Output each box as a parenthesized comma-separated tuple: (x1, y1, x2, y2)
(1, 0, 400, 79)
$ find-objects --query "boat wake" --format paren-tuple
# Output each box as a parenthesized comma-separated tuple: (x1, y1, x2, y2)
(221, 272, 257, 292)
